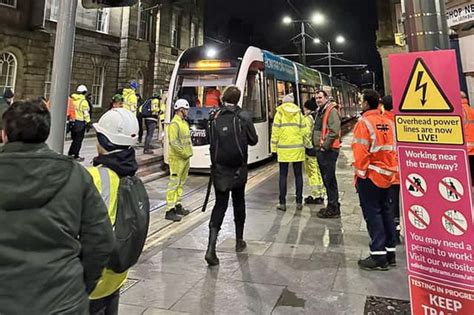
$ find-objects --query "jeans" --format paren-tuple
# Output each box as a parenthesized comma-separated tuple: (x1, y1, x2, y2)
(357, 177, 397, 256)
(89, 289, 120, 315)
(279, 162, 303, 205)
(316, 149, 339, 210)
(144, 119, 157, 150)
(68, 121, 86, 158)
(210, 186, 246, 238)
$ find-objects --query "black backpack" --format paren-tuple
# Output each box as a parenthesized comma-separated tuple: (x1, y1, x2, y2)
(211, 109, 245, 167)
(139, 99, 153, 118)
(108, 176, 150, 273)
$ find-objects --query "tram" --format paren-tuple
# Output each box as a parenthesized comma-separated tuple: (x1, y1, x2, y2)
(164, 43, 360, 169)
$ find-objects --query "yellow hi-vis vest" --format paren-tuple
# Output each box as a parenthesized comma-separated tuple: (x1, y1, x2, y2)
(70, 93, 90, 123)
(87, 166, 128, 300)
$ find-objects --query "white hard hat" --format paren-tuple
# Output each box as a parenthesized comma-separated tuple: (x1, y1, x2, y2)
(174, 99, 190, 110)
(77, 85, 88, 93)
(93, 108, 139, 146)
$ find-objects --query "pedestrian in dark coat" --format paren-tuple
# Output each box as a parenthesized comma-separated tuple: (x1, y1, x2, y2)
(0, 101, 115, 315)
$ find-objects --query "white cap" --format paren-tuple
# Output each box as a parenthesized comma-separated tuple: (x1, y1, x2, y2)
(93, 108, 139, 146)
(77, 85, 88, 93)
(283, 93, 294, 104)
(173, 99, 190, 110)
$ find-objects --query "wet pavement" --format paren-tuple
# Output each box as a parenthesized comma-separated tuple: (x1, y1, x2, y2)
(117, 132, 410, 315)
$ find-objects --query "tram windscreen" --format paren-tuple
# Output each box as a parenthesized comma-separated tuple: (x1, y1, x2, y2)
(173, 73, 236, 146)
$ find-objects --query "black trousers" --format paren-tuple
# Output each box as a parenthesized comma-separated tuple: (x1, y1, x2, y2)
(316, 150, 340, 210)
(470, 155, 474, 185)
(388, 184, 400, 226)
(137, 115, 144, 142)
(357, 177, 397, 256)
(89, 289, 120, 315)
(68, 121, 86, 158)
(144, 119, 157, 150)
(279, 162, 303, 204)
(210, 186, 246, 239)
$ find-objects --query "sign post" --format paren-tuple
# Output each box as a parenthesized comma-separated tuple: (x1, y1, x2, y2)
(389, 50, 474, 314)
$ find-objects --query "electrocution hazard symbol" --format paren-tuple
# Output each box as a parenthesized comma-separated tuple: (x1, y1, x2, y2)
(399, 58, 454, 113)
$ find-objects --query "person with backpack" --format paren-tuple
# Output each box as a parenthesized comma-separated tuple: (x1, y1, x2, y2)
(271, 93, 309, 212)
(165, 99, 193, 222)
(88, 108, 150, 314)
(0, 101, 114, 315)
(139, 91, 162, 154)
(303, 98, 325, 205)
(205, 86, 258, 266)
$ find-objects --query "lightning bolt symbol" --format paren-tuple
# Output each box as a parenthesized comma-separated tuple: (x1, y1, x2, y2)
(415, 71, 428, 106)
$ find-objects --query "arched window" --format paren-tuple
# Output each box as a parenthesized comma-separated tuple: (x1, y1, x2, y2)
(0, 52, 17, 95)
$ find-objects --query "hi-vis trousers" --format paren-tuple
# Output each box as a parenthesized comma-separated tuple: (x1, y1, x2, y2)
(304, 154, 326, 198)
(166, 157, 190, 211)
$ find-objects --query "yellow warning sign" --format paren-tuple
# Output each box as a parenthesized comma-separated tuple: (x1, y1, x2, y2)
(395, 115, 464, 145)
(399, 58, 453, 112)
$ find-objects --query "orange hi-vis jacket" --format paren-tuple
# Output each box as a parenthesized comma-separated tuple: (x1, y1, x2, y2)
(383, 110, 400, 185)
(352, 109, 397, 189)
(462, 98, 474, 156)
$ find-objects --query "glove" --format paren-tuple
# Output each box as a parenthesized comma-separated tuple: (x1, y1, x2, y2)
(85, 122, 92, 132)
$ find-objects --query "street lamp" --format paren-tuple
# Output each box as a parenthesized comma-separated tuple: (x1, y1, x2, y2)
(313, 38, 321, 44)
(336, 35, 346, 44)
(282, 12, 326, 65)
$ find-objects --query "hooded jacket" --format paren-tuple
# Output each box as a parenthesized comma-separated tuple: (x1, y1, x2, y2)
(0, 142, 114, 315)
(71, 93, 91, 123)
(271, 102, 308, 162)
(122, 88, 138, 115)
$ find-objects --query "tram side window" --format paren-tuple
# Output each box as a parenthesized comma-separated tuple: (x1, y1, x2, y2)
(267, 77, 277, 120)
(276, 81, 293, 105)
(243, 70, 266, 123)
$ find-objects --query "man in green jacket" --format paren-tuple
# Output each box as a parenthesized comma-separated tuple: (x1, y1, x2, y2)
(0, 101, 115, 315)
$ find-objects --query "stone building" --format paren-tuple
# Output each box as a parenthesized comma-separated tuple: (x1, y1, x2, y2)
(0, 0, 204, 114)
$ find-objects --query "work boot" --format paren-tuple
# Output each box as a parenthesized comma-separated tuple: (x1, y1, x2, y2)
(165, 209, 182, 222)
(205, 228, 220, 266)
(236, 239, 247, 252)
(316, 207, 341, 219)
(175, 204, 190, 216)
(296, 203, 303, 211)
(304, 196, 324, 205)
(276, 204, 287, 211)
(143, 149, 154, 155)
(74, 156, 85, 162)
(387, 252, 397, 267)
(358, 255, 389, 271)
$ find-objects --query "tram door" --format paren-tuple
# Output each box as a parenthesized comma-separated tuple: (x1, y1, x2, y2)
(266, 76, 277, 154)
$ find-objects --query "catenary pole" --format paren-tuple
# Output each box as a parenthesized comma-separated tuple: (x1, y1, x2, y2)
(46, 0, 78, 153)
(404, 0, 449, 51)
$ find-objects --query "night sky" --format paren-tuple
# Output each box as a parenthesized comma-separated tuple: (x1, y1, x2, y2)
(204, 0, 382, 90)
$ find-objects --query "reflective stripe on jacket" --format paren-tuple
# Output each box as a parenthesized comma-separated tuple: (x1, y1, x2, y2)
(462, 99, 474, 156)
(70, 93, 90, 123)
(352, 109, 397, 188)
(122, 88, 138, 115)
(87, 166, 128, 300)
(271, 102, 308, 162)
(168, 114, 193, 160)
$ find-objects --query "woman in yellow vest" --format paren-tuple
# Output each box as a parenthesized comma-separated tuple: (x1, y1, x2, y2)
(302, 98, 326, 205)
(87, 108, 139, 315)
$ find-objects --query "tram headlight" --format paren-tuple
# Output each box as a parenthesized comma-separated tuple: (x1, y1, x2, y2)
(206, 48, 218, 58)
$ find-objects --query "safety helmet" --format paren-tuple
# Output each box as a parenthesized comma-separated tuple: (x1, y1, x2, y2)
(153, 91, 161, 98)
(112, 94, 124, 103)
(93, 108, 139, 146)
(130, 80, 139, 90)
(173, 99, 190, 110)
(77, 85, 88, 93)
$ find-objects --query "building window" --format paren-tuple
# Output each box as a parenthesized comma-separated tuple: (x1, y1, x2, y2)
(138, 4, 152, 41)
(190, 21, 196, 47)
(0, 0, 16, 8)
(171, 11, 181, 48)
(44, 61, 53, 100)
(0, 52, 17, 95)
(92, 66, 105, 107)
(47, 0, 59, 21)
(96, 8, 110, 33)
